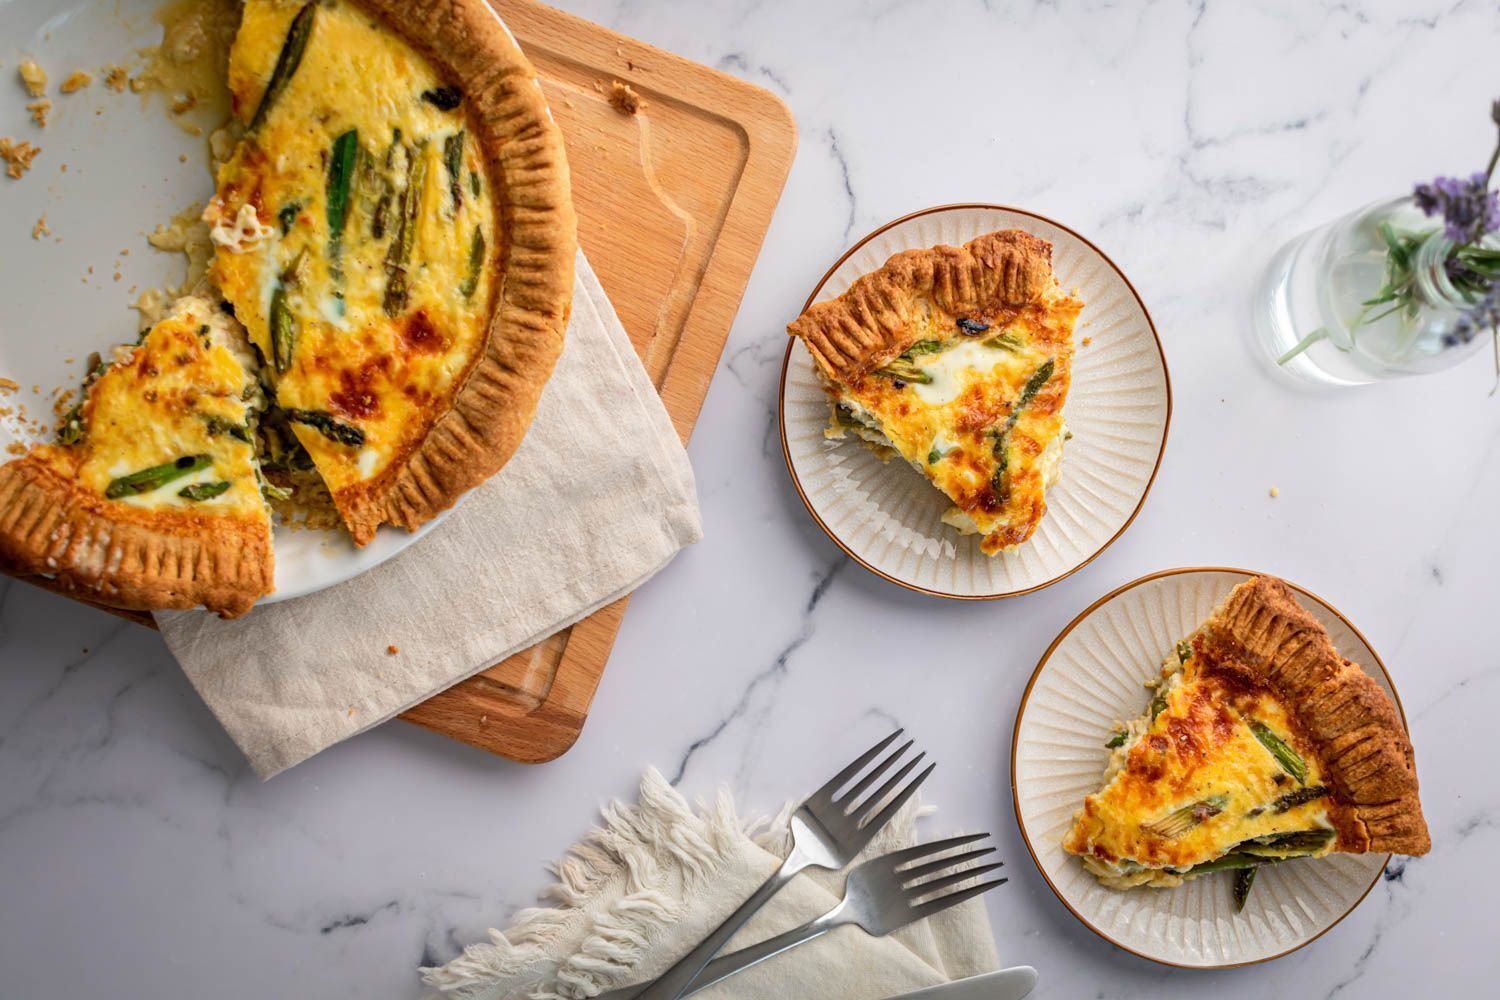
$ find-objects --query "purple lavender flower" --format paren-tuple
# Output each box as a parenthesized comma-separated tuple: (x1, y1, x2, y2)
(1444, 283, 1500, 346)
(1413, 172, 1500, 243)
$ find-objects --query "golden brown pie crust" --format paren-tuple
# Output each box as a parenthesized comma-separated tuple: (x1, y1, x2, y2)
(334, 0, 577, 544)
(1203, 576, 1430, 856)
(0, 454, 273, 619)
(786, 229, 1054, 384)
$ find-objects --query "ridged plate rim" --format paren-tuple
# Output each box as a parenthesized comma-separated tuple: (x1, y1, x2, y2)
(777, 203, 1171, 599)
(1010, 566, 1401, 968)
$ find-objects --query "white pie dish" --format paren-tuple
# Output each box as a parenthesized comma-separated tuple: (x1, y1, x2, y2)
(0, 0, 453, 608)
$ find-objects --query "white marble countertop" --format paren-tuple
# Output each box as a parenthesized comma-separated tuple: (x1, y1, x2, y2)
(2, 0, 1498, 996)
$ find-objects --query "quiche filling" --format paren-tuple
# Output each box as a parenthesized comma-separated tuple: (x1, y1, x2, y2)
(206, 0, 499, 544)
(0, 0, 575, 617)
(42, 296, 267, 522)
(789, 231, 1081, 555)
(1062, 577, 1430, 911)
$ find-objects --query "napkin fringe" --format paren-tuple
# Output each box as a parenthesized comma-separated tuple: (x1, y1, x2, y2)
(423, 768, 951, 1000)
(424, 769, 758, 998)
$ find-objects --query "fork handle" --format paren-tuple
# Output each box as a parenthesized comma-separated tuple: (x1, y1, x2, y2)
(674, 906, 844, 998)
(631, 855, 806, 1000)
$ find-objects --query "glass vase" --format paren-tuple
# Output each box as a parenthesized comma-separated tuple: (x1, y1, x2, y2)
(1254, 196, 1493, 385)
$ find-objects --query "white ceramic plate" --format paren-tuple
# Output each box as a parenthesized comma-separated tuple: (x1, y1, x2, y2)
(0, 0, 453, 606)
(1012, 568, 1400, 968)
(779, 204, 1170, 599)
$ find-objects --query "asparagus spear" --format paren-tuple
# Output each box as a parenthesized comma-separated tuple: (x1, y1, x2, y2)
(105, 455, 211, 499)
(270, 286, 297, 374)
(1181, 853, 1267, 875)
(443, 131, 465, 212)
(277, 201, 302, 235)
(205, 416, 251, 443)
(1105, 731, 1128, 748)
(383, 140, 429, 316)
(1270, 785, 1330, 814)
(459, 227, 485, 299)
(1233, 867, 1257, 911)
(1176, 638, 1193, 663)
(179, 481, 232, 501)
(1249, 721, 1308, 784)
(1141, 794, 1229, 840)
(956, 317, 991, 334)
(989, 357, 1056, 503)
(284, 408, 365, 448)
(873, 359, 933, 384)
(326, 129, 359, 262)
(248, 3, 315, 132)
(1239, 829, 1335, 855)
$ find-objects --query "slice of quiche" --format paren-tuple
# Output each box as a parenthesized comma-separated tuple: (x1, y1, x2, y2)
(205, 0, 575, 545)
(787, 231, 1081, 554)
(0, 297, 273, 618)
(1063, 576, 1429, 909)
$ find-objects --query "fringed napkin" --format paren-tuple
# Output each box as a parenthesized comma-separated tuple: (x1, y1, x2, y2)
(422, 769, 1000, 999)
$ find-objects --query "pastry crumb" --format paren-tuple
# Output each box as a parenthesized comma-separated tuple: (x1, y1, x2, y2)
(1269, 486, 1280, 498)
(0, 137, 42, 179)
(0, 377, 19, 393)
(479, 714, 488, 725)
(347, 707, 354, 716)
(18, 59, 47, 97)
(1081, 336, 1093, 347)
(386, 644, 399, 655)
(608, 79, 642, 115)
(103, 65, 131, 92)
(31, 215, 49, 240)
(59, 71, 92, 94)
(26, 99, 51, 127)
(169, 92, 197, 115)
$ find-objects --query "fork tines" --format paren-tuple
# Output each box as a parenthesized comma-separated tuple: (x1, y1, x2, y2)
(888, 833, 1008, 918)
(818, 729, 936, 832)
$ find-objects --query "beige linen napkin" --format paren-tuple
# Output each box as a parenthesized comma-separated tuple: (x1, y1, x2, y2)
(422, 769, 1000, 1000)
(156, 254, 702, 778)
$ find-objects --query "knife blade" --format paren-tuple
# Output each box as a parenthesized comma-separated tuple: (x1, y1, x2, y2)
(882, 966, 1039, 1000)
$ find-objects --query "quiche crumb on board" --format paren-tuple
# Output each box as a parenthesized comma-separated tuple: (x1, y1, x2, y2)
(59, 71, 92, 94)
(608, 80, 642, 115)
(18, 59, 47, 98)
(25, 99, 50, 127)
(31, 215, 49, 240)
(0, 137, 41, 179)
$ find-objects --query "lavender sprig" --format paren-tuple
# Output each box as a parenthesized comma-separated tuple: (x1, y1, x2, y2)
(1412, 172, 1500, 244)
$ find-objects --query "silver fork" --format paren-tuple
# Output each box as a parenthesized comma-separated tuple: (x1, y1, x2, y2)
(598, 833, 1006, 1000)
(625, 730, 935, 1000)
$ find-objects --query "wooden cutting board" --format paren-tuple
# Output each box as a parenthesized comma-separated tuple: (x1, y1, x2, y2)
(3, 0, 797, 764)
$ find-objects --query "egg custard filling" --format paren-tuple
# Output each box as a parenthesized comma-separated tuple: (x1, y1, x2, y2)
(787, 230, 1081, 554)
(0, 0, 575, 617)
(1062, 576, 1431, 911)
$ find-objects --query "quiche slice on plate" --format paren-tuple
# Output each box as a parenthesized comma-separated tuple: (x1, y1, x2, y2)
(1062, 575, 1430, 909)
(786, 230, 1082, 554)
(0, 0, 574, 616)
(0, 297, 273, 617)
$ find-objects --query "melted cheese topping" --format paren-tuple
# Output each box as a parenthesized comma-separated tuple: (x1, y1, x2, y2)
(1063, 638, 1340, 880)
(826, 293, 1080, 554)
(40, 297, 263, 517)
(206, 0, 496, 505)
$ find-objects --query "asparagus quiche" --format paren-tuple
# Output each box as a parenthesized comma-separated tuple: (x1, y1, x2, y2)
(0, 0, 574, 616)
(787, 231, 1081, 554)
(0, 298, 273, 617)
(1063, 576, 1429, 910)
(206, 0, 574, 544)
